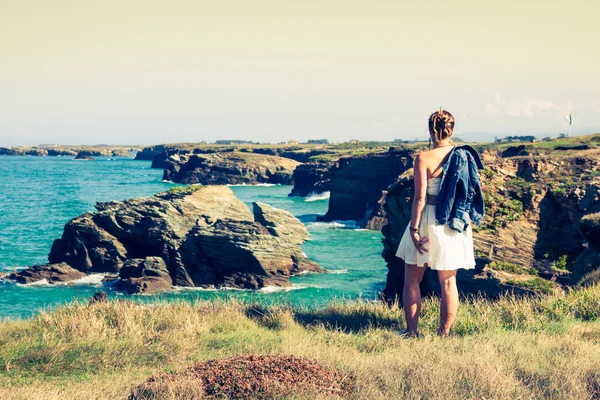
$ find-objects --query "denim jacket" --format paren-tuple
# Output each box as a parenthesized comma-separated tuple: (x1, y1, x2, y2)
(435, 145, 485, 232)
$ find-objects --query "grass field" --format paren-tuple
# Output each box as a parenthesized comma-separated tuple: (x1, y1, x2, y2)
(1, 284, 599, 399)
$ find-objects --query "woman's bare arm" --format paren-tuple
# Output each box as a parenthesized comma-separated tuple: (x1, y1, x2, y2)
(410, 154, 429, 254)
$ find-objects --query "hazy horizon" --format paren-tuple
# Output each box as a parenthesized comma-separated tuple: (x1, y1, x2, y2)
(2, 0, 599, 146)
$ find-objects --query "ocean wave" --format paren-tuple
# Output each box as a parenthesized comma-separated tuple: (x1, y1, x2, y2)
(259, 285, 307, 293)
(304, 191, 330, 202)
(294, 269, 316, 275)
(307, 220, 358, 229)
(13, 273, 110, 288)
(169, 285, 221, 292)
(62, 273, 108, 286)
(16, 279, 50, 287)
(227, 183, 278, 187)
(161, 179, 176, 183)
(326, 269, 349, 274)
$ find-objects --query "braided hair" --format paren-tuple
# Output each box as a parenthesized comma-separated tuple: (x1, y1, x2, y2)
(428, 107, 455, 143)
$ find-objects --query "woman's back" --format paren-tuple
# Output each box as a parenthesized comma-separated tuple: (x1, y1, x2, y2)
(418, 146, 454, 179)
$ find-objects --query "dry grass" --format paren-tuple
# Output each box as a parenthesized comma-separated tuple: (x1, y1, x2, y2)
(1, 285, 600, 399)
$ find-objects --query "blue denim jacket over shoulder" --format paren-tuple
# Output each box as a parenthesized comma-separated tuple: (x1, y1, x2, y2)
(435, 145, 485, 232)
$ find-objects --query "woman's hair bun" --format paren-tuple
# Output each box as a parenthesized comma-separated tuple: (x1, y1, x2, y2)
(428, 108, 455, 141)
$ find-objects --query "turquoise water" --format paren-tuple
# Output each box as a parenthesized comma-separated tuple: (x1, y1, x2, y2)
(0, 156, 386, 320)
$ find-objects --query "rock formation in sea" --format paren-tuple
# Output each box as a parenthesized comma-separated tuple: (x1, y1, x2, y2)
(136, 142, 340, 168)
(74, 152, 95, 160)
(3, 185, 321, 293)
(380, 153, 600, 301)
(47, 149, 78, 156)
(0, 147, 48, 156)
(4, 263, 87, 284)
(316, 149, 414, 227)
(162, 152, 301, 185)
(0, 146, 131, 158)
(288, 160, 335, 197)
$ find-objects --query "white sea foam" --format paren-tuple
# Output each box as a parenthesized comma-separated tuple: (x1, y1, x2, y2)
(259, 284, 307, 293)
(170, 285, 221, 292)
(294, 270, 315, 275)
(307, 220, 358, 229)
(304, 191, 330, 202)
(227, 183, 277, 187)
(17, 279, 50, 287)
(326, 269, 349, 274)
(63, 273, 107, 286)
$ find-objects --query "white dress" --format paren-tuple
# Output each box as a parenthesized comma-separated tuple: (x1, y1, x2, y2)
(395, 177, 476, 270)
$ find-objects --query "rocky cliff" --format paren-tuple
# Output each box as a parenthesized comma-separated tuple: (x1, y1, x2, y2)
(380, 153, 600, 301)
(162, 152, 301, 185)
(288, 160, 335, 197)
(0, 146, 130, 157)
(316, 149, 414, 226)
(4, 186, 321, 293)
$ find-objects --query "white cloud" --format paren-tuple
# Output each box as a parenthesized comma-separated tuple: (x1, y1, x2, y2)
(366, 120, 386, 130)
(486, 95, 556, 118)
(485, 103, 499, 115)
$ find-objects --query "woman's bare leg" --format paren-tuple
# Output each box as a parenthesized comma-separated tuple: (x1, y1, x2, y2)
(403, 264, 426, 334)
(438, 270, 459, 335)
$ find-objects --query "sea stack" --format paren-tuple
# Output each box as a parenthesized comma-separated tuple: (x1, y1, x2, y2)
(162, 152, 301, 185)
(4, 185, 322, 293)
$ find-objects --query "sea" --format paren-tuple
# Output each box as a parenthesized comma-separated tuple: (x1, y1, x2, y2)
(0, 155, 386, 320)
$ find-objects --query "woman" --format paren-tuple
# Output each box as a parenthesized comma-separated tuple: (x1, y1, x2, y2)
(395, 108, 484, 337)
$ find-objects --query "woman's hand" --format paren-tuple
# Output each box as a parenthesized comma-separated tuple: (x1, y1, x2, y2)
(411, 232, 429, 254)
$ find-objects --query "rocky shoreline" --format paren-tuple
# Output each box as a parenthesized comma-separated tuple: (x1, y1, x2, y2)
(4, 135, 600, 299)
(0, 146, 134, 158)
(162, 152, 301, 185)
(3, 185, 322, 294)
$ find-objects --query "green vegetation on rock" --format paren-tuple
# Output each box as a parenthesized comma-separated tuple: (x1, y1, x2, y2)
(165, 185, 202, 195)
(488, 261, 538, 275)
(581, 212, 600, 249)
(506, 277, 556, 294)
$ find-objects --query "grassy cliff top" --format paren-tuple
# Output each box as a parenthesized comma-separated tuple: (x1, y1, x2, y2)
(1, 283, 599, 399)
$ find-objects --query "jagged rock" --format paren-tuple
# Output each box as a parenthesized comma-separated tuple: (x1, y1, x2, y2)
(179, 218, 321, 289)
(76, 150, 105, 157)
(380, 154, 600, 300)
(288, 161, 334, 197)
(162, 152, 301, 185)
(111, 149, 133, 157)
(89, 291, 109, 304)
(47, 149, 78, 156)
(137, 145, 169, 160)
(581, 212, 600, 250)
(253, 202, 311, 244)
(0, 147, 48, 156)
(114, 257, 173, 294)
(0, 147, 22, 155)
(40, 185, 320, 290)
(572, 248, 600, 284)
(279, 149, 337, 163)
(151, 150, 190, 169)
(4, 263, 86, 284)
(317, 150, 413, 224)
(555, 144, 590, 151)
(74, 152, 95, 160)
(502, 145, 531, 157)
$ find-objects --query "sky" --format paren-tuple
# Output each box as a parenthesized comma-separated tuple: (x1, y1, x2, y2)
(1, 0, 599, 146)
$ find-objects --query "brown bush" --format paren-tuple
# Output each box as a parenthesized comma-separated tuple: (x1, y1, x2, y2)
(130, 354, 355, 400)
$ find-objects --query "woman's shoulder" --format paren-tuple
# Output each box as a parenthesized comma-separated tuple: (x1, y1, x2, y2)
(415, 149, 436, 161)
